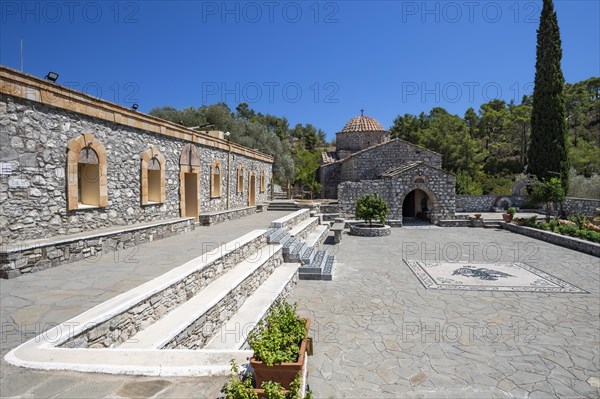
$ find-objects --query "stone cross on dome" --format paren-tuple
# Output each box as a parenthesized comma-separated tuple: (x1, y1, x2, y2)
(360, 109, 364, 116)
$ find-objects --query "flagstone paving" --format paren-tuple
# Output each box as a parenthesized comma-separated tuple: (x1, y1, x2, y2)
(1, 221, 599, 398)
(288, 227, 600, 398)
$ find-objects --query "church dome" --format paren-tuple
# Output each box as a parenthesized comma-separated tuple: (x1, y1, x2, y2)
(340, 114, 386, 133)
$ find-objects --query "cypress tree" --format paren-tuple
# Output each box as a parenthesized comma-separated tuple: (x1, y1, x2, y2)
(528, 0, 570, 193)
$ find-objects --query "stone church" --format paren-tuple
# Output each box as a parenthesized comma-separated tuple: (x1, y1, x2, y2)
(319, 113, 456, 223)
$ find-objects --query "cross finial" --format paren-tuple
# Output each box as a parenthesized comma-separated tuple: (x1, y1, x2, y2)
(360, 108, 364, 116)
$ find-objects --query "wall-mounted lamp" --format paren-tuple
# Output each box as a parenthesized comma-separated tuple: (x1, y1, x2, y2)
(45, 72, 59, 82)
(131, 104, 139, 111)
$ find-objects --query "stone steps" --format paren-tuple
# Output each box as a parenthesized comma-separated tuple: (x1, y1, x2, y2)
(299, 250, 334, 281)
(288, 217, 319, 240)
(119, 244, 282, 350)
(204, 262, 299, 350)
(304, 224, 329, 248)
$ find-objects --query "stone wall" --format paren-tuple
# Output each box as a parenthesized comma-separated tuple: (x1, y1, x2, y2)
(60, 231, 269, 348)
(563, 198, 600, 216)
(0, 218, 194, 279)
(503, 223, 600, 257)
(455, 195, 599, 215)
(340, 140, 443, 182)
(0, 94, 272, 245)
(199, 206, 257, 226)
(338, 163, 455, 223)
(319, 162, 341, 199)
(455, 195, 529, 212)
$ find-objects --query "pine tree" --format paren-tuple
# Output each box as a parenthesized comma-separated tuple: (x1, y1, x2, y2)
(528, 0, 570, 192)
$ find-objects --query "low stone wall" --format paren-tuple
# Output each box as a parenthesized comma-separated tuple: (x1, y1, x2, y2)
(200, 206, 257, 226)
(60, 231, 269, 348)
(563, 198, 600, 216)
(349, 224, 391, 237)
(456, 195, 529, 212)
(503, 223, 600, 257)
(165, 249, 283, 349)
(0, 218, 195, 279)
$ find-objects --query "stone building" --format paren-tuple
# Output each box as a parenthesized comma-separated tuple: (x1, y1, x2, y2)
(0, 67, 272, 277)
(319, 113, 456, 223)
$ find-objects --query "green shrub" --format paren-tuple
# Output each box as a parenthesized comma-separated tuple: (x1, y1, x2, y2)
(355, 193, 389, 226)
(557, 224, 578, 237)
(525, 216, 538, 228)
(507, 207, 516, 216)
(221, 360, 258, 399)
(248, 301, 307, 367)
(260, 373, 306, 399)
(574, 229, 600, 244)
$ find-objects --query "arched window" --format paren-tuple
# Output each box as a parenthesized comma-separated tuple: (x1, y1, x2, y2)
(260, 170, 266, 193)
(141, 146, 166, 205)
(237, 165, 244, 194)
(67, 133, 107, 210)
(211, 160, 222, 198)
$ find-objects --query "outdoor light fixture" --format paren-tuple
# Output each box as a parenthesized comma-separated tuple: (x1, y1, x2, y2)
(179, 120, 184, 125)
(45, 72, 59, 82)
(131, 104, 139, 111)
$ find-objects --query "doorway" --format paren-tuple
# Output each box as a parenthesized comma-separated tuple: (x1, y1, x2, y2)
(184, 173, 199, 221)
(402, 189, 430, 221)
(249, 173, 256, 206)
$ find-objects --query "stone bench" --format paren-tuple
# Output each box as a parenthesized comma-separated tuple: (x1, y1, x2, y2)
(0, 218, 195, 279)
(199, 206, 257, 226)
(331, 222, 345, 243)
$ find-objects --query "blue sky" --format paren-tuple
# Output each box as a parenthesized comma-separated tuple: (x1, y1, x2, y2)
(1, 1, 598, 140)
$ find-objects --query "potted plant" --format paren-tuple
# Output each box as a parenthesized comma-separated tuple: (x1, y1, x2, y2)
(221, 361, 311, 399)
(503, 207, 516, 223)
(248, 301, 309, 390)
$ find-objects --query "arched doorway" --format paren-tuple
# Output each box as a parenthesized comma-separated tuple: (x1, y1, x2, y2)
(248, 172, 256, 206)
(179, 144, 201, 222)
(402, 189, 431, 222)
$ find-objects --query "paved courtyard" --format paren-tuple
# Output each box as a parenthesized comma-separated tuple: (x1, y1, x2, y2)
(1, 218, 599, 398)
(290, 226, 600, 398)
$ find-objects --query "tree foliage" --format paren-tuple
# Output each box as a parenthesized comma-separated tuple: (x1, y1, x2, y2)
(355, 193, 389, 226)
(528, 0, 570, 193)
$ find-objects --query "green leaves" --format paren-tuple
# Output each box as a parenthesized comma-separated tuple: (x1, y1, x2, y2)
(355, 193, 389, 226)
(248, 301, 307, 367)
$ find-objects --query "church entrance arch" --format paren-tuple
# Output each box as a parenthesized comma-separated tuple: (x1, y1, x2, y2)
(402, 189, 434, 222)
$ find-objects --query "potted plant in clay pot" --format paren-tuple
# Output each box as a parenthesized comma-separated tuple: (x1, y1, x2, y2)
(221, 361, 311, 399)
(502, 207, 516, 223)
(248, 301, 310, 391)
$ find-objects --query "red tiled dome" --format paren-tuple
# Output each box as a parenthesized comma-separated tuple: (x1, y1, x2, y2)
(340, 115, 386, 133)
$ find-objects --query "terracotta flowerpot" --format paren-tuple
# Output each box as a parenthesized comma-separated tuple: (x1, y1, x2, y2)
(502, 214, 513, 223)
(250, 319, 310, 390)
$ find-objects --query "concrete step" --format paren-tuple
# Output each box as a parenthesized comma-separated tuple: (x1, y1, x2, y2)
(300, 246, 317, 265)
(287, 242, 308, 262)
(119, 244, 282, 350)
(299, 251, 335, 281)
(321, 213, 340, 222)
(304, 224, 329, 248)
(282, 237, 301, 256)
(204, 262, 298, 350)
(288, 217, 319, 239)
(299, 249, 327, 274)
